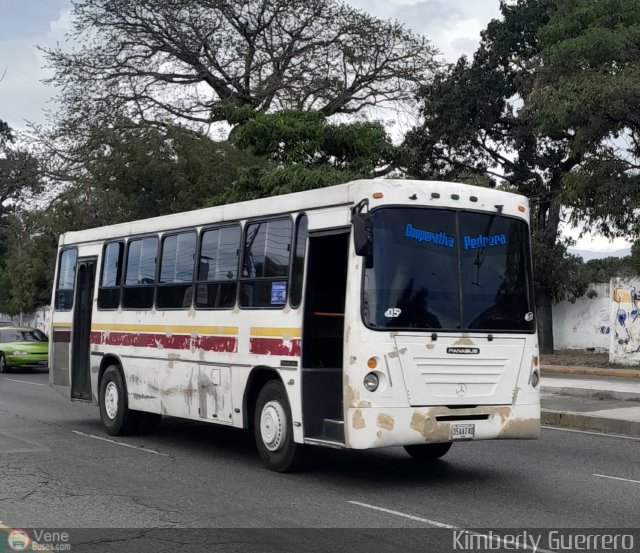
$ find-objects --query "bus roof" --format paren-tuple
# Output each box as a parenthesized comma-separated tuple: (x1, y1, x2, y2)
(59, 179, 528, 246)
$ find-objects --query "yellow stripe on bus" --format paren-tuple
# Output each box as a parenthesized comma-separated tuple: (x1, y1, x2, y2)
(90, 323, 238, 335)
(250, 327, 301, 338)
(52, 322, 72, 329)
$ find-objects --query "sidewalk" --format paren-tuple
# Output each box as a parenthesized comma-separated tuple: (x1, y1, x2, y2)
(540, 367, 640, 438)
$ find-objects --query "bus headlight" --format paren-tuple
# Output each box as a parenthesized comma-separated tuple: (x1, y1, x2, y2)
(363, 372, 379, 392)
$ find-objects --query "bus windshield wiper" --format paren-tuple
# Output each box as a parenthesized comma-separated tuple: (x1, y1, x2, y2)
(472, 204, 503, 286)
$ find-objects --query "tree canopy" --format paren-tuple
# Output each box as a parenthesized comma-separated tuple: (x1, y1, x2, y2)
(0, 120, 46, 316)
(42, 0, 437, 131)
(527, 0, 640, 237)
(404, 0, 640, 352)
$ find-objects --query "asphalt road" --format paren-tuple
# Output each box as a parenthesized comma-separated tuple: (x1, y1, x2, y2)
(0, 368, 639, 549)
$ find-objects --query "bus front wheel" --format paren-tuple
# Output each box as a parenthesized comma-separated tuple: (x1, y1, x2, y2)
(99, 365, 140, 436)
(254, 380, 303, 472)
(404, 442, 452, 461)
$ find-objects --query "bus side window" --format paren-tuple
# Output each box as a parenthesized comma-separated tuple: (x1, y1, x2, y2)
(195, 225, 240, 309)
(240, 217, 292, 309)
(289, 214, 308, 308)
(55, 248, 78, 311)
(122, 236, 158, 310)
(157, 231, 197, 309)
(98, 241, 123, 310)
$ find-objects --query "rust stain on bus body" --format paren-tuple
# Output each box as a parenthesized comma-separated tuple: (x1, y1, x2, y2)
(376, 413, 394, 431)
(352, 409, 366, 429)
(409, 405, 513, 442)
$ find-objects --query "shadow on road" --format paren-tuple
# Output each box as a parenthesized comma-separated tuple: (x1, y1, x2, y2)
(120, 417, 508, 486)
(4, 366, 49, 375)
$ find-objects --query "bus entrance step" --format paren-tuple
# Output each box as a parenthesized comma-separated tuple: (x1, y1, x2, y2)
(321, 418, 345, 442)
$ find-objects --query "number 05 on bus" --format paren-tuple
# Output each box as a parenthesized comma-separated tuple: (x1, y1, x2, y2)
(49, 180, 540, 471)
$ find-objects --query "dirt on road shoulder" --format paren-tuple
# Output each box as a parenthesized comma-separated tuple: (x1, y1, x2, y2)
(542, 349, 612, 368)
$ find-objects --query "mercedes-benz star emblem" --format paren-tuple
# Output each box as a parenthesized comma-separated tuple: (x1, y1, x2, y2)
(456, 383, 468, 397)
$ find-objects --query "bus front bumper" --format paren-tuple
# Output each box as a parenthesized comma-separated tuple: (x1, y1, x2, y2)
(345, 402, 540, 450)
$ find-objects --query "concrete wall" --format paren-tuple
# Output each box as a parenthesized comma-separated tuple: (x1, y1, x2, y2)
(0, 307, 51, 335)
(21, 307, 51, 334)
(552, 283, 611, 352)
(610, 278, 640, 365)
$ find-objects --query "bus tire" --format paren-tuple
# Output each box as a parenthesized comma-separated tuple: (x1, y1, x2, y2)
(0, 353, 10, 373)
(254, 380, 303, 472)
(99, 365, 140, 436)
(404, 442, 452, 461)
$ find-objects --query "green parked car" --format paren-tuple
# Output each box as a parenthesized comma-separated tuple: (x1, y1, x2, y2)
(0, 327, 49, 372)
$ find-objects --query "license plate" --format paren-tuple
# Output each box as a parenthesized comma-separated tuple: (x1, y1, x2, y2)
(451, 424, 475, 440)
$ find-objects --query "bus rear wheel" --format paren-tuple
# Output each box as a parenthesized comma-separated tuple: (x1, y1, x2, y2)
(254, 380, 303, 472)
(99, 365, 140, 436)
(404, 442, 452, 461)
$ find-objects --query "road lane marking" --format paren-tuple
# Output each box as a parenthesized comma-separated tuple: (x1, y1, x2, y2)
(72, 430, 169, 457)
(593, 474, 640, 485)
(542, 425, 640, 442)
(348, 500, 456, 528)
(1, 377, 46, 386)
(348, 501, 555, 553)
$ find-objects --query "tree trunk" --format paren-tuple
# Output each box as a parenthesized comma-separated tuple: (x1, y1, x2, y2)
(536, 292, 554, 354)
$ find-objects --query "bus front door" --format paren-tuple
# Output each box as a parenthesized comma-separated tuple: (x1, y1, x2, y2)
(70, 258, 96, 401)
(301, 230, 349, 442)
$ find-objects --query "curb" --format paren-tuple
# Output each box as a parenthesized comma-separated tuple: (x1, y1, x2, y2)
(541, 409, 640, 438)
(540, 386, 640, 402)
(541, 365, 640, 379)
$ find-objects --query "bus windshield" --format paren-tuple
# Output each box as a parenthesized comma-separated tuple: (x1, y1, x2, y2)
(362, 207, 535, 333)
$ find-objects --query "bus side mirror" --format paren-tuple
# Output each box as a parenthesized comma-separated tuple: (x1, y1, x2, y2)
(352, 212, 373, 260)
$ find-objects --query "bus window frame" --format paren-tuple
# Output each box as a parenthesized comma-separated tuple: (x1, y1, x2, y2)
(121, 234, 161, 311)
(288, 212, 308, 310)
(238, 214, 294, 311)
(54, 247, 78, 312)
(193, 222, 242, 311)
(97, 240, 124, 311)
(155, 229, 198, 311)
(359, 204, 536, 335)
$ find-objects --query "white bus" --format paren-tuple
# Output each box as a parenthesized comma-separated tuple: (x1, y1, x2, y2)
(50, 179, 540, 471)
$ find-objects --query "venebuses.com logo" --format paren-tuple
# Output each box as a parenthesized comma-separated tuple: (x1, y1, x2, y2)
(7, 529, 30, 551)
(6, 528, 71, 551)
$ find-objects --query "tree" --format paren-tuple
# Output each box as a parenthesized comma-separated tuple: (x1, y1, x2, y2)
(0, 211, 53, 316)
(527, 0, 640, 237)
(0, 119, 42, 217)
(404, 0, 636, 353)
(224, 109, 397, 202)
(40, 118, 270, 222)
(42, 0, 437, 132)
(0, 119, 45, 315)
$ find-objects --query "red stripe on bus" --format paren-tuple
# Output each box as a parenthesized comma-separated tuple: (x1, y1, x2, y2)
(53, 330, 71, 343)
(90, 331, 237, 353)
(249, 337, 301, 357)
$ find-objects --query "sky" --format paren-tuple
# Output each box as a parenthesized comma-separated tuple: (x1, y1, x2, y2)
(0, 0, 630, 253)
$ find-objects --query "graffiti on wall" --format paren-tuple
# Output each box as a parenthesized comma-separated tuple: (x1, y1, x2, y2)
(610, 279, 640, 363)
